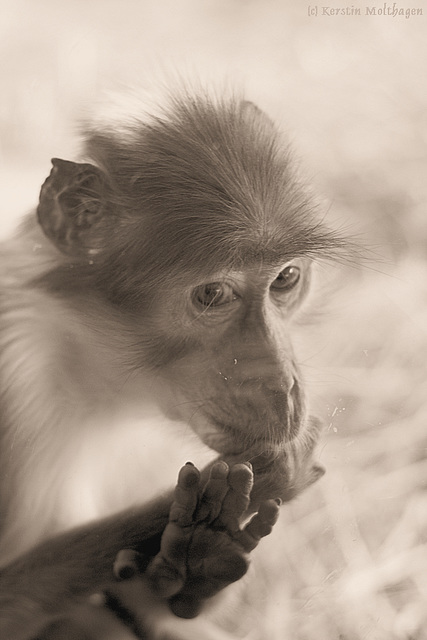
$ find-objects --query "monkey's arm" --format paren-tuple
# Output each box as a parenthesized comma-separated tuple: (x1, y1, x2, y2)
(0, 417, 324, 640)
(0, 458, 277, 640)
(0, 493, 173, 640)
(0, 458, 235, 640)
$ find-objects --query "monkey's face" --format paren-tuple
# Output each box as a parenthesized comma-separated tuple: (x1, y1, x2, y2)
(35, 93, 341, 461)
(147, 258, 311, 457)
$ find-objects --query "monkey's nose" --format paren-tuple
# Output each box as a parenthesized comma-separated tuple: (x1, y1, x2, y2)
(238, 373, 303, 441)
(229, 357, 295, 393)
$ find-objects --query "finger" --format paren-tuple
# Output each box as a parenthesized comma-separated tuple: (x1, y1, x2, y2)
(169, 462, 200, 527)
(113, 549, 148, 581)
(236, 499, 280, 552)
(145, 463, 200, 598)
(195, 461, 229, 523)
(213, 463, 253, 533)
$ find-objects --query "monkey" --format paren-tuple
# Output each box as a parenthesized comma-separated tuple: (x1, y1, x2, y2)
(0, 87, 341, 639)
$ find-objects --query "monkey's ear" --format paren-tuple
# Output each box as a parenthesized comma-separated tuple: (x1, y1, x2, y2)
(37, 158, 110, 256)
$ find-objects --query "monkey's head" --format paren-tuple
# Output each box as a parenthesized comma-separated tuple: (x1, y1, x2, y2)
(37, 90, 342, 461)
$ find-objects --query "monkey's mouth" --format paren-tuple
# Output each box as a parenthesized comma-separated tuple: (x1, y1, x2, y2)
(198, 380, 304, 448)
(203, 417, 295, 457)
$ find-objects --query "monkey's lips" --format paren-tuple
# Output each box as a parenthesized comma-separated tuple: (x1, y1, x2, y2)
(198, 382, 303, 449)
(202, 417, 297, 457)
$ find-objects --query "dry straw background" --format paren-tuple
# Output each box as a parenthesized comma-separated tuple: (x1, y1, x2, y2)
(1, 1, 427, 638)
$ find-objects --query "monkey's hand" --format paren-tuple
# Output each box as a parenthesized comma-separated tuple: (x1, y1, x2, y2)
(150, 461, 280, 618)
(114, 461, 279, 621)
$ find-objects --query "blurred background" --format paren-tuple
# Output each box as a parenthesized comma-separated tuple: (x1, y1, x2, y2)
(1, 0, 426, 638)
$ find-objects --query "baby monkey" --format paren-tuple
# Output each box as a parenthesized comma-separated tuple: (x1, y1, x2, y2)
(0, 86, 336, 639)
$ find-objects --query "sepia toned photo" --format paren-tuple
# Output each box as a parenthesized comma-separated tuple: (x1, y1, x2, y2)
(0, 1, 426, 638)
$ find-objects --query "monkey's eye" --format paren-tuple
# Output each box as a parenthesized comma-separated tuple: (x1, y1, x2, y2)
(193, 282, 235, 308)
(270, 265, 301, 291)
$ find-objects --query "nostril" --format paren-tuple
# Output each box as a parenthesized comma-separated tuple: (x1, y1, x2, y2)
(232, 378, 291, 405)
(259, 373, 295, 396)
(288, 376, 296, 392)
